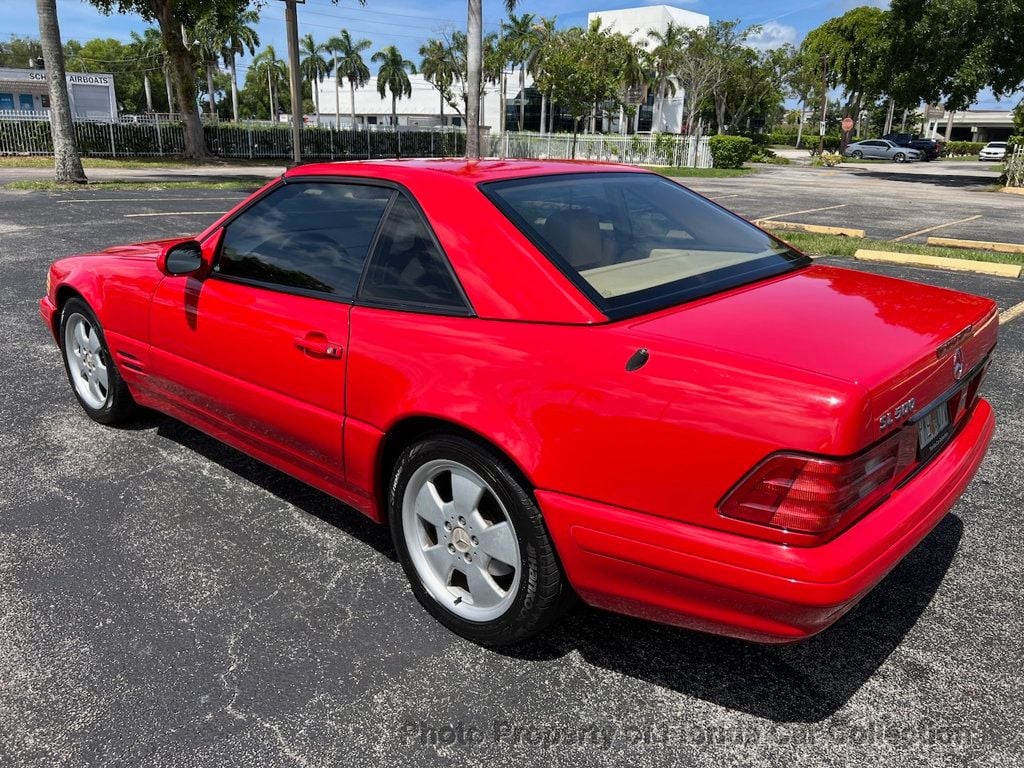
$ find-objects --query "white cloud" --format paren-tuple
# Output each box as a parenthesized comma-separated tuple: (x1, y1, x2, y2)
(746, 21, 798, 50)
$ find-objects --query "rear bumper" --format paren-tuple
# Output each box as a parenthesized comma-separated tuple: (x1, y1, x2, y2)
(40, 296, 58, 341)
(538, 398, 995, 643)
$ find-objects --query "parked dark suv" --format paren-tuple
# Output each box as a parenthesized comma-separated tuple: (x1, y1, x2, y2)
(883, 133, 945, 161)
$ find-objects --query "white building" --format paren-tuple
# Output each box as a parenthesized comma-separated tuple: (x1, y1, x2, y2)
(588, 5, 710, 134)
(314, 4, 710, 135)
(922, 107, 1016, 142)
(0, 67, 118, 121)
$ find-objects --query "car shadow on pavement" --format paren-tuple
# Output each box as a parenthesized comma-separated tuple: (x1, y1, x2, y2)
(848, 167, 999, 189)
(502, 514, 964, 723)
(146, 412, 961, 724)
(152, 416, 396, 560)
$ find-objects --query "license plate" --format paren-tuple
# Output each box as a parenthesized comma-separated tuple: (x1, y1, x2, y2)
(918, 402, 951, 452)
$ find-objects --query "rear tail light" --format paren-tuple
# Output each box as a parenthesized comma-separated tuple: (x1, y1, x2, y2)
(719, 429, 918, 539)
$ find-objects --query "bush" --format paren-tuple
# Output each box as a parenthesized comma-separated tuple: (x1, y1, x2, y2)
(708, 135, 753, 169)
(812, 151, 844, 167)
(943, 140, 986, 157)
(769, 131, 798, 146)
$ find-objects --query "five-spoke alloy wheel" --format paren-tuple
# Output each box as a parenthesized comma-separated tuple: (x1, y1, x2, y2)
(59, 298, 136, 424)
(390, 435, 573, 645)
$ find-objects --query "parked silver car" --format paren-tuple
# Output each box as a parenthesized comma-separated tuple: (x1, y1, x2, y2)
(843, 139, 923, 163)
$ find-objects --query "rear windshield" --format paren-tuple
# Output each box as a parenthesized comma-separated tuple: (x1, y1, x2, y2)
(482, 172, 808, 318)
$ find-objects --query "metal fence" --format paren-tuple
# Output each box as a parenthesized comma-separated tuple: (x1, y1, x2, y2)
(0, 117, 467, 160)
(494, 131, 713, 168)
(1006, 145, 1024, 188)
(0, 115, 712, 167)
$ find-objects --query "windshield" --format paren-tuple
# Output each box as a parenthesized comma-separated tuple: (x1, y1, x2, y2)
(988, 142, 1007, 148)
(482, 172, 808, 318)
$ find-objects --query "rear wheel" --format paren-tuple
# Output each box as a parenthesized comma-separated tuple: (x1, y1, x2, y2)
(894, 152, 907, 163)
(59, 298, 136, 424)
(851, 150, 863, 159)
(389, 435, 574, 646)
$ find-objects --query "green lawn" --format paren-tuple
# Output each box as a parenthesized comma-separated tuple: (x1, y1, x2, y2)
(4, 179, 264, 192)
(768, 229, 1024, 267)
(642, 166, 755, 178)
(0, 156, 279, 170)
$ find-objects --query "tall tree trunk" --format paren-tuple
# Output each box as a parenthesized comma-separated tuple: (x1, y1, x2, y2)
(715, 95, 726, 134)
(653, 80, 666, 132)
(349, 78, 356, 128)
(35, 0, 85, 183)
(313, 78, 320, 126)
(944, 108, 955, 140)
(143, 72, 153, 112)
(392, 93, 397, 126)
(900, 107, 908, 131)
(499, 71, 506, 137)
(229, 54, 240, 123)
(439, 91, 444, 125)
(164, 64, 174, 116)
(883, 97, 894, 136)
(619, 105, 625, 136)
(267, 69, 274, 120)
(539, 93, 546, 136)
(795, 98, 805, 148)
(206, 63, 216, 117)
(333, 56, 340, 127)
(155, 5, 208, 158)
(518, 65, 525, 131)
(466, 0, 482, 158)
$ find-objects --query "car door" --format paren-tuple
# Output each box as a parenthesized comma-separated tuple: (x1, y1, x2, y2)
(148, 180, 394, 486)
(343, 191, 475, 500)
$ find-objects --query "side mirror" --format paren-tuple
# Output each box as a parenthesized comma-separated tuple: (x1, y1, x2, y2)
(159, 240, 205, 276)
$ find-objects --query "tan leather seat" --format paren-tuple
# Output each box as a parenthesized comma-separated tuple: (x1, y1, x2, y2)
(541, 209, 611, 270)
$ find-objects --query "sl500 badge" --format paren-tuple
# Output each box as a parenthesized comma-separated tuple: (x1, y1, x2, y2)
(879, 397, 916, 431)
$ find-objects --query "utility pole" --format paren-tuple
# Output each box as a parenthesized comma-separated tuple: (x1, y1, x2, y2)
(280, 0, 304, 165)
(818, 54, 829, 155)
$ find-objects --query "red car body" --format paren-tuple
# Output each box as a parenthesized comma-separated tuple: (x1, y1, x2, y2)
(40, 160, 996, 642)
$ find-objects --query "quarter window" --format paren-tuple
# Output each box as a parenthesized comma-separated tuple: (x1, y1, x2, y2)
(215, 182, 393, 298)
(358, 194, 468, 312)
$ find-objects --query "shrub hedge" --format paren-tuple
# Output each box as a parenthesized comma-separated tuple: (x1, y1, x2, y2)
(708, 135, 753, 168)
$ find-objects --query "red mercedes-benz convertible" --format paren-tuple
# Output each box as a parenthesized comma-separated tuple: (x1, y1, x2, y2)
(40, 160, 996, 646)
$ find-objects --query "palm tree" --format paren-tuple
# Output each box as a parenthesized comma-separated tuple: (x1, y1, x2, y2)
(501, 12, 535, 132)
(35, 0, 85, 183)
(529, 17, 556, 134)
(329, 30, 371, 129)
(647, 22, 687, 133)
(129, 28, 163, 112)
(372, 45, 416, 127)
(219, 9, 259, 123)
(300, 34, 330, 126)
(251, 46, 287, 122)
(620, 40, 649, 135)
(420, 38, 457, 125)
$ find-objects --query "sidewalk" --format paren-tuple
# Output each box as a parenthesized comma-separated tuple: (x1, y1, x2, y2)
(0, 163, 286, 186)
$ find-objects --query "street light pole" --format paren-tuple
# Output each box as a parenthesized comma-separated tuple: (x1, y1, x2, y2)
(281, 0, 304, 165)
(818, 54, 830, 155)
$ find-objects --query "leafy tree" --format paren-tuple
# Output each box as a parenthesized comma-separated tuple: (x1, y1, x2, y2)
(420, 38, 457, 123)
(501, 12, 535, 131)
(216, 9, 259, 122)
(466, 0, 518, 158)
(327, 30, 371, 128)
(300, 34, 330, 126)
(128, 29, 165, 112)
(64, 37, 151, 113)
(0, 34, 43, 68)
(528, 17, 557, 134)
(248, 45, 287, 121)
(87, 0, 251, 158)
(372, 45, 416, 126)
(646, 21, 688, 133)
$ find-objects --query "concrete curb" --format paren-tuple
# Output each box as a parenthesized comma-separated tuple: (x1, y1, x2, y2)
(1000, 187, 1024, 196)
(854, 248, 1022, 278)
(927, 236, 1024, 255)
(756, 220, 865, 238)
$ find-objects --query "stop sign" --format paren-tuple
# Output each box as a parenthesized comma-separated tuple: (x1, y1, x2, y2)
(842, 116, 854, 132)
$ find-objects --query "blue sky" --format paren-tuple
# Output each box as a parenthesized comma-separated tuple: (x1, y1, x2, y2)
(4, 0, 1016, 109)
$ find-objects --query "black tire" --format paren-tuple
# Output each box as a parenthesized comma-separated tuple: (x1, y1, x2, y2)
(851, 150, 863, 159)
(894, 152, 906, 163)
(389, 434, 574, 646)
(58, 298, 137, 425)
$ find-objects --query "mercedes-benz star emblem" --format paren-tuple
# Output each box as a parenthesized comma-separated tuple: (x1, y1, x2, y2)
(953, 347, 965, 381)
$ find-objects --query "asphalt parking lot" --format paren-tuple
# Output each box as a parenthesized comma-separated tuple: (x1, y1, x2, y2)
(686, 161, 1024, 246)
(1, 187, 1023, 767)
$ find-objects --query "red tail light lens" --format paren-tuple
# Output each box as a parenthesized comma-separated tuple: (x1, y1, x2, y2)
(719, 429, 918, 538)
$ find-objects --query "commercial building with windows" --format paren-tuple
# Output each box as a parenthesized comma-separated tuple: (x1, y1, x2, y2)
(0, 67, 117, 121)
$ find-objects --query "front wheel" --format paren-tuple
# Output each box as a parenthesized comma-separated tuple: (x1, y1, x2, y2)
(894, 152, 907, 163)
(850, 150, 863, 159)
(389, 435, 574, 646)
(59, 298, 137, 424)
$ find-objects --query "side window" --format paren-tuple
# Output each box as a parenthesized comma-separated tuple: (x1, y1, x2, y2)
(358, 194, 468, 312)
(215, 182, 393, 298)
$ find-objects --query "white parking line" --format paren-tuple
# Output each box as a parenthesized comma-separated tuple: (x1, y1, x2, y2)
(1000, 300, 1024, 325)
(124, 211, 225, 217)
(58, 197, 244, 204)
(757, 203, 846, 222)
(891, 215, 983, 243)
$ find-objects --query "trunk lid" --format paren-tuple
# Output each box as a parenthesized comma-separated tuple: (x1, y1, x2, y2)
(630, 264, 998, 444)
